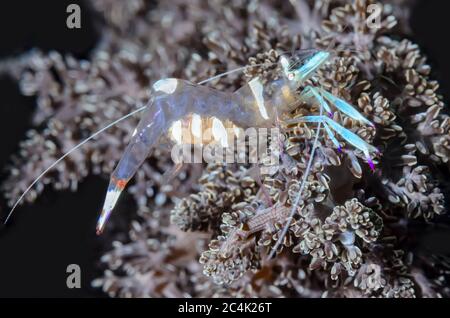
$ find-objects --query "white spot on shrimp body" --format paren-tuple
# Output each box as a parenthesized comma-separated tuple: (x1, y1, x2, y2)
(249, 77, 269, 120)
(171, 120, 183, 144)
(191, 114, 202, 138)
(280, 56, 290, 74)
(212, 118, 228, 147)
(153, 78, 178, 94)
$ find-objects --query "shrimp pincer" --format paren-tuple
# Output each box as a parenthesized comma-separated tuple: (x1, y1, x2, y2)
(96, 49, 379, 234)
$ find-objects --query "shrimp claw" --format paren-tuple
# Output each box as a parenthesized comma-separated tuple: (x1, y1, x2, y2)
(286, 115, 378, 169)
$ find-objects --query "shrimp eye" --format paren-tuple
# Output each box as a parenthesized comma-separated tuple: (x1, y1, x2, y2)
(280, 56, 295, 81)
(280, 50, 330, 83)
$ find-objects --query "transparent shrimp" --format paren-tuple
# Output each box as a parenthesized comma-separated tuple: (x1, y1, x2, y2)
(3, 64, 264, 225)
(97, 49, 379, 234)
(5, 49, 379, 240)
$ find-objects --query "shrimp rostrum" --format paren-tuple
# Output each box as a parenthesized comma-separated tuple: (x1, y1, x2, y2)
(96, 49, 378, 234)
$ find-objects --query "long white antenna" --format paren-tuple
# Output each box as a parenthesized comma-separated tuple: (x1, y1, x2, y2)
(4, 63, 272, 224)
(4, 107, 145, 224)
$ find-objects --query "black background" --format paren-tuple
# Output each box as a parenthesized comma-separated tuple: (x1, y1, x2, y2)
(0, 0, 449, 298)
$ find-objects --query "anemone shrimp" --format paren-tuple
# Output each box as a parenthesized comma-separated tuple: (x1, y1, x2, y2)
(5, 49, 379, 258)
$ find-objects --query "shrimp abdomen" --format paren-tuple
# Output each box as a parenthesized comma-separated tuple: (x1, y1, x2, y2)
(97, 78, 258, 232)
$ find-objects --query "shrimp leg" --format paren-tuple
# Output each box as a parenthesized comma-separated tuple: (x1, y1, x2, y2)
(315, 87, 374, 127)
(301, 85, 374, 127)
(323, 122, 342, 152)
(300, 85, 333, 117)
(285, 115, 378, 170)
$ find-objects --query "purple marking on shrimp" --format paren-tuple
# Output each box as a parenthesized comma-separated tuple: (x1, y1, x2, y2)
(367, 158, 375, 171)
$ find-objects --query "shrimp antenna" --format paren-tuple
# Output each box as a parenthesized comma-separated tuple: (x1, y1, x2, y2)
(3, 62, 275, 225)
(3, 107, 145, 224)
